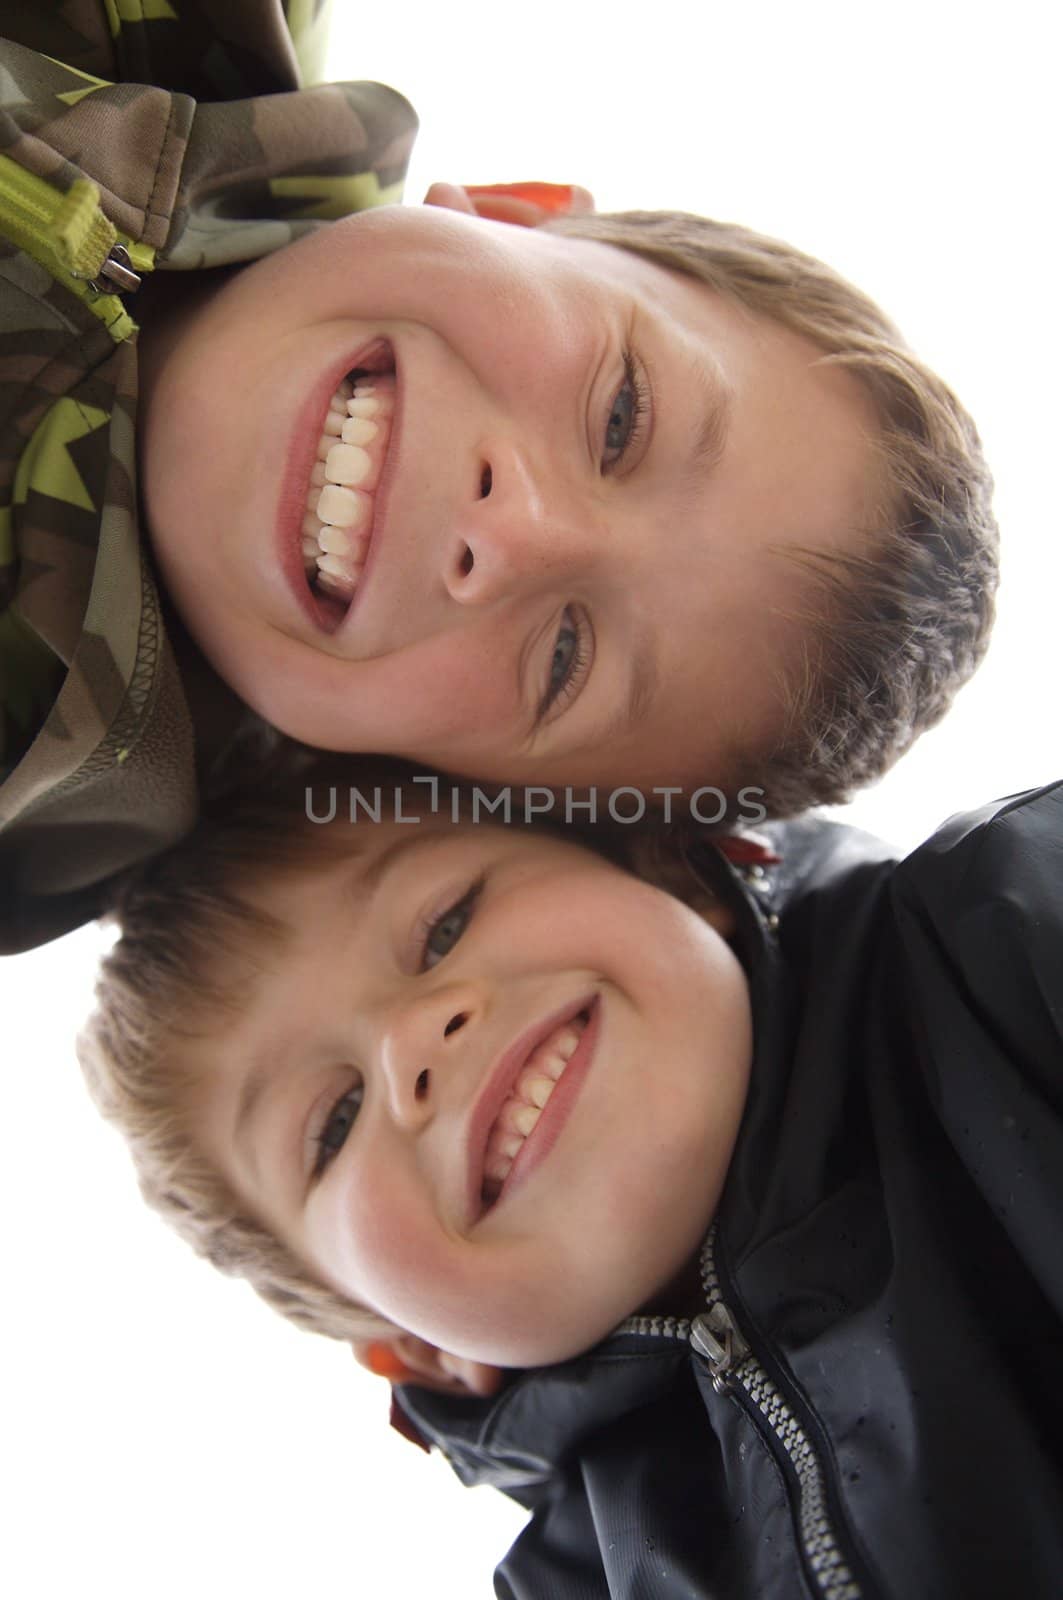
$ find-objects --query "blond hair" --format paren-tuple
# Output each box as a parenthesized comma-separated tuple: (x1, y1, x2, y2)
(545, 210, 999, 814)
(78, 774, 408, 1346)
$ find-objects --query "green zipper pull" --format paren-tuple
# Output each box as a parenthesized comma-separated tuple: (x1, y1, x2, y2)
(0, 159, 147, 341)
(53, 179, 140, 295)
(52, 177, 115, 280)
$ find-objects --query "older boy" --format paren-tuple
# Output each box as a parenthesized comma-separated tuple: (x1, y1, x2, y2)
(81, 769, 1063, 1598)
(0, 1, 998, 953)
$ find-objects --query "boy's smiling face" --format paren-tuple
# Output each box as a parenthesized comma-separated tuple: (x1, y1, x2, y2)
(140, 206, 881, 790)
(197, 817, 752, 1366)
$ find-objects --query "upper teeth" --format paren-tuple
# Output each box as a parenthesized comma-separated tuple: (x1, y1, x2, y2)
(303, 373, 395, 603)
(481, 1015, 586, 1204)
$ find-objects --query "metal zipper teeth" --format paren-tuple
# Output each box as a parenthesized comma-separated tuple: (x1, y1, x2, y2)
(614, 1226, 863, 1600)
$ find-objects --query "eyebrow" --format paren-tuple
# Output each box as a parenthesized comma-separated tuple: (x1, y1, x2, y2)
(231, 826, 450, 1179)
(687, 351, 732, 482)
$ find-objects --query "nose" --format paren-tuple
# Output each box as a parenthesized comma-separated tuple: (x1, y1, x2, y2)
(377, 982, 480, 1129)
(442, 440, 597, 606)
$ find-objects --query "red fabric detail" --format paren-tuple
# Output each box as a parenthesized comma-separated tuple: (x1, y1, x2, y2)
(714, 833, 782, 866)
(464, 181, 576, 212)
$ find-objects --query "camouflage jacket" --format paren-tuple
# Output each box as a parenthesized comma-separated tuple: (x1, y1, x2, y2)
(0, 0, 417, 951)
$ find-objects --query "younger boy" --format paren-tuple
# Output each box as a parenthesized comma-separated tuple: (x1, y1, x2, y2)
(80, 767, 1063, 1599)
(0, 5, 999, 954)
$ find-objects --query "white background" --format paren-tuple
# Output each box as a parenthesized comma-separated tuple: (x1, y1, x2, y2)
(2, 2, 1060, 1595)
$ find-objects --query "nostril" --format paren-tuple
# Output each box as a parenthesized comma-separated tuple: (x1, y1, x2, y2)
(415, 1069, 430, 1099)
(444, 1012, 468, 1037)
(459, 546, 474, 577)
(479, 463, 493, 498)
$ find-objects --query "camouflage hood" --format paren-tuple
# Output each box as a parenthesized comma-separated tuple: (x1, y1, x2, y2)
(0, 1, 417, 951)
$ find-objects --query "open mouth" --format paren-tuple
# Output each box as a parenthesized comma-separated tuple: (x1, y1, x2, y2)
(480, 1002, 595, 1210)
(298, 341, 397, 627)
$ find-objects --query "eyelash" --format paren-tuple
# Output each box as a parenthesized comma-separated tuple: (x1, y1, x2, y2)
(416, 874, 485, 970)
(601, 349, 651, 476)
(312, 1081, 363, 1179)
(539, 607, 593, 721)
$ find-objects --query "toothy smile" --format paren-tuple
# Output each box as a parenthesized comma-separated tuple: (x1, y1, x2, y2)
(481, 1007, 591, 1206)
(301, 371, 396, 603)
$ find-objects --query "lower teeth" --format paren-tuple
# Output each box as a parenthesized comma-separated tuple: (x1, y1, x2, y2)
(481, 1008, 592, 1207)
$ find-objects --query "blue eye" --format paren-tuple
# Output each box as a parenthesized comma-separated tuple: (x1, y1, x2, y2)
(539, 607, 591, 721)
(550, 617, 580, 696)
(312, 1082, 364, 1177)
(605, 386, 635, 458)
(420, 877, 486, 970)
(425, 902, 470, 966)
(601, 351, 650, 472)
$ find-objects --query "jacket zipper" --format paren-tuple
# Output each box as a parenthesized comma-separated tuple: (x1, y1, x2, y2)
(0, 157, 145, 340)
(617, 1225, 864, 1600)
(87, 243, 141, 295)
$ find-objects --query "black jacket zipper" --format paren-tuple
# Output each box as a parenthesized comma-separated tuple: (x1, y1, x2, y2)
(616, 1225, 865, 1600)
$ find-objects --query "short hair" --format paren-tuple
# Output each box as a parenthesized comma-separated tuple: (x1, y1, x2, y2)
(77, 771, 409, 1347)
(544, 210, 999, 814)
(77, 759, 727, 1349)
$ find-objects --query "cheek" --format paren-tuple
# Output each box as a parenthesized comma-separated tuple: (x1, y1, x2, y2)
(310, 630, 523, 755)
(369, 628, 521, 742)
(311, 1167, 444, 1322)
(192, 619, 518, 755)
(142, 372, 258, 608)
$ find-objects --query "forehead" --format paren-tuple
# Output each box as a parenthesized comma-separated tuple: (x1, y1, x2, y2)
(236, 810, 446, 925)
(235, 806, 605, 931)
(505, 223, 739, 347)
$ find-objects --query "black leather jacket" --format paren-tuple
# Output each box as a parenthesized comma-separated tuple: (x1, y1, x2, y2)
(396, 781, 1063, 1599)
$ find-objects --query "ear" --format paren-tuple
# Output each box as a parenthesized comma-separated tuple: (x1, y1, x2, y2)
(422, 180, 594, 228)
(353, 1333, 506, 1398)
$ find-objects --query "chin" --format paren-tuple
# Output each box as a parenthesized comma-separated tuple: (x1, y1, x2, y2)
(496, 1309, 631, 1370)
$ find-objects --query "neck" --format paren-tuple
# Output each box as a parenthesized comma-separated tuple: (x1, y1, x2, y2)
(164, 601, 247, 775)
(637, 1244, 708, 1321)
